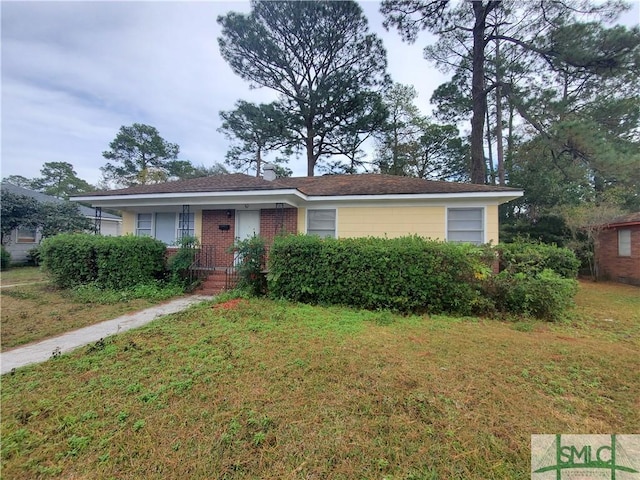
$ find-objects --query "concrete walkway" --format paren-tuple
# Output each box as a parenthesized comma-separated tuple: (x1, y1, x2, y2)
(1, 295, 212, 375)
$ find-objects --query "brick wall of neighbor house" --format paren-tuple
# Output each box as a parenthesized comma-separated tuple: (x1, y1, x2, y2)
(260, 208, 298, 244)
(201, 209, 236, 267)
(596, 225, 640, 286)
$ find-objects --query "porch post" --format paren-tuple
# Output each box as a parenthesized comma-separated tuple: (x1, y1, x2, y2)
(94, 207, 102, 234)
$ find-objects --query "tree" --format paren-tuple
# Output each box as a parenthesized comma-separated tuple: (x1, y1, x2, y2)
(0, 191, 39, 245)
(2, 175, 36, 189)
(381, 0, 635, 184)
(101, 123, 183, 187)
(175, 163, 229, 179)
(31, 162, 94, 198)
(219, 101, 295, 176)
(218, 0, 389, 176)
(0, 191, 91, 245)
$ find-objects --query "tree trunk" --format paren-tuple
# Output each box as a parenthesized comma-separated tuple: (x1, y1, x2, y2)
(470, 1, 488, 184)
(255, 146, 262, 177)
(495, 37, 505, 186)
(485, 100, 496, 185)
(306, 125, 315, 177)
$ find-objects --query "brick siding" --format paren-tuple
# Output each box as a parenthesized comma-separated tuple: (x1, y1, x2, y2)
(595, 225, 640, 286)
(201, 209, 236, 267)
(200, 208, 298, 268)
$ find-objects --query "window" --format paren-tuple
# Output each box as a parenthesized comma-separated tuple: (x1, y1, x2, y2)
(307, 209, 336, 238)
(177, 212, 195, 240)
(447, 208, 484, 245)
(136, 213, 152, 237)
(618, 229, 631, 256)
(16, 227, 37, 243)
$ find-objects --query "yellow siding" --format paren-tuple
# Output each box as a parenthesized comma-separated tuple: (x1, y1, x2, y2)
(194, 210, 202, 241)
(338, 206, 446, 239)
(297, 208, 306, 233)
(121, 211, 135, 235)
(485, 204, 499, 244)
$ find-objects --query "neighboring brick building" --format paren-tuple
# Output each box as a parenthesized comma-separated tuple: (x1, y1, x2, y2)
(595, 212, 640, 286)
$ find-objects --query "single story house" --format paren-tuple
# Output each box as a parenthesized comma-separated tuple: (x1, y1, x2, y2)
(1, 182, 122, 263)
(594, 212, 640, 286)
(73, 168, 523, 272)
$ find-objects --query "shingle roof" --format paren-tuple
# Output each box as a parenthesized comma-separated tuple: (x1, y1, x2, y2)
(607, 211, 640, 226)
(275, 174, 519, 195)
(77, 173, 521, 198)
(1, 182, 121, 220)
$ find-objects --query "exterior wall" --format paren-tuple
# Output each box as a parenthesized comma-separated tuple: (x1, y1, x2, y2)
(297, 208, 306, 234)
(338, 206, 446, 239)
(121, 211, 135, 235)
(201, 209, 236, 267)
(5, 229, 42, 264)
(485, 204, 499, 244)
(596, 225, 640, 286)
(259, 208, 298, 244)
(99, 220, 121, 236)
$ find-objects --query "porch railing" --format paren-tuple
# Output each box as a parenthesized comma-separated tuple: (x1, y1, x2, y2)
(188, 245, 217, 285)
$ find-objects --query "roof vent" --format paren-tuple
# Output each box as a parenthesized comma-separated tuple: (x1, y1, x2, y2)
(263, 163, 276, 181)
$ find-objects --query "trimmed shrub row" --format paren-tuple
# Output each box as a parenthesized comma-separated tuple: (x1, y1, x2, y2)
(40, 234, 167, 289)
(268, 235, 578, 321)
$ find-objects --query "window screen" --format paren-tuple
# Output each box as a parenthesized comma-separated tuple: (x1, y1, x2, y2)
(136, 213, 152, 237)
(618, 229, 631, 256)
(448, 208, 484, 245)
(307, 209, 336, 238)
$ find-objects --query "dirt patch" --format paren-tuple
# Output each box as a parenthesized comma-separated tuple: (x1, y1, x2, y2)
(212, 298, 248, 310)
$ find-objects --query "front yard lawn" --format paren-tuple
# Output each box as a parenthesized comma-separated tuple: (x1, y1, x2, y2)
(1, 281, 638, 479)
(1, 268, 183, 351)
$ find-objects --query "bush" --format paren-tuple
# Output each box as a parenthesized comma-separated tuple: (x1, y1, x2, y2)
(268, 235, 491, 315)
(231, 235, 267, 296)
(485, 269, 578, 321)
(495, 240, 580, 279)
(26, 246, 41, 266)
(1, 246, 11, 270)
(40, 234, 167, 289)
(168, 236, 200, 288)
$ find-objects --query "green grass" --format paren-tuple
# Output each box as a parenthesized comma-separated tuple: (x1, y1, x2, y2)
(1, 268, 185, 351)
(1, 266, 46, 286)
(1, 282, 638, 479)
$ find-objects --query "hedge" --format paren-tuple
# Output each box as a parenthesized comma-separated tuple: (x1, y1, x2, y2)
(494, 240, 580, 279)
(40, 234, 167, 289)
(267, 235, 579, 320)
(268, 235, 491, 315)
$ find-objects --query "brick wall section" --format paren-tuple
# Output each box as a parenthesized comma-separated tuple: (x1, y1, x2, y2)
(260, 208, 298, 244)
(595, 225, 640, 286)
(200, 208, 297, 268)
(201, 209, 236, 267)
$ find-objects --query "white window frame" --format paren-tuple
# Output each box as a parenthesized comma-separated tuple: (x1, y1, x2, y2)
(307, 209, 336, 238)
(16, 226, 37, 244)
(618, 229, 631, 257)
(447, 207, 485, 245)
(136, 213, 153, 237)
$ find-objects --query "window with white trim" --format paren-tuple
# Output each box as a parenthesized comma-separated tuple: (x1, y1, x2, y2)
(307, 209, 336, 238)
(16, 227, 37, 243)
(618, 229, 631, 256)
(447, 208, 484, 245)
(136, 213, 152, 237)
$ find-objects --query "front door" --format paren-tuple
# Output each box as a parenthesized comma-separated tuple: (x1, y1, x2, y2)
(236, 210, 260, 241)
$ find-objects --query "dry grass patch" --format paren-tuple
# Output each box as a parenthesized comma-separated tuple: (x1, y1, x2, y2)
(1, 284, 638, 479)
(1, 271, 182, 351)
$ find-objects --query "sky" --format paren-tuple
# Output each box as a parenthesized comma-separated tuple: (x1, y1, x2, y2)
(1, 1, 638, 186)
